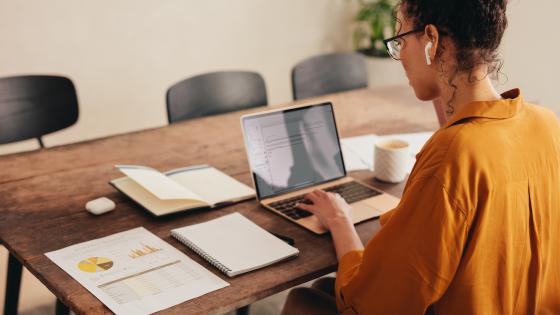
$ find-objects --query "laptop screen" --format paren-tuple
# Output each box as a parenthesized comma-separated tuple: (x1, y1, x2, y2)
(242, 103, 346, 199)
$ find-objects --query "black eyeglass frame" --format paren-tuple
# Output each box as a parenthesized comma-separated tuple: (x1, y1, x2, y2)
(382, 28, 424, 60)
(383, 27, 448, 60)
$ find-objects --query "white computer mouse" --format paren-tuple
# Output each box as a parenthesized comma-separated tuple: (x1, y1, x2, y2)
(85, 197, 116, 215)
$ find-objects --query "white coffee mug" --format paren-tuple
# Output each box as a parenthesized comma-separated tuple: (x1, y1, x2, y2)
(374, 139, 410, 183)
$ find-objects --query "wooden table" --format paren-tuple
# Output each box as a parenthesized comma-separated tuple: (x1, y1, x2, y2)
(0, 86, 438, 314)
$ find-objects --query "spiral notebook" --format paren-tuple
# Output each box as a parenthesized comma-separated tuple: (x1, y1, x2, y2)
(171, 212, 299, 277)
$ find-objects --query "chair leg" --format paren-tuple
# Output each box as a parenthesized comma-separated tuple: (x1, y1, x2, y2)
(55, 299, 70, 315)
(236, 305, 250, 315)
(4, 253, 23, 315)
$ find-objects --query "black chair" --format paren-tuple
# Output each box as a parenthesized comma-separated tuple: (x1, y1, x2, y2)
(0, 75, 79, 147)
(166, 71, 267, 123)
(291, 52, 368, 100)
(0, 75, 78, 315)
(167, 72, 266, 315)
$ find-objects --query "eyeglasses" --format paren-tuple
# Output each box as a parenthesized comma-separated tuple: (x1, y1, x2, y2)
(383, 28, 424, 60)
(383, 27, 447, 60)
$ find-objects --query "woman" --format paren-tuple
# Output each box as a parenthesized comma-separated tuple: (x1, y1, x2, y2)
(282, 0, 560, 314)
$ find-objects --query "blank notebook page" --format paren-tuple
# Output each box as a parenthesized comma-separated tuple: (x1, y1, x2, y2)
(171, 212, 299, 276)
(169, 167, 254, 205)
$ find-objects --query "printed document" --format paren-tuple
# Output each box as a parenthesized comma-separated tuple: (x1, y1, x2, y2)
(45, 227, 228, 315)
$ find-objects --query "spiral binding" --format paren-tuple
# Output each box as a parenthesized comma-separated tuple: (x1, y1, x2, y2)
(172, 232, 232, 275)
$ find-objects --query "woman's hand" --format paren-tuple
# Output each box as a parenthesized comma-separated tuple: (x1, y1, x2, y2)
(297, 189, 364, 259)
(297, 189, 353, 231)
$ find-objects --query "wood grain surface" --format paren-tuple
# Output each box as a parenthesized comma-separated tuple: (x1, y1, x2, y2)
(0, 86, 438, 314)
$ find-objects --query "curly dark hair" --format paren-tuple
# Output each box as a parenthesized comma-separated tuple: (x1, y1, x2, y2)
(398, 0, 509, 112)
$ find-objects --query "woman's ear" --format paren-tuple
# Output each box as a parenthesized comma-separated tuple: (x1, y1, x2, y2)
(424, 24, 440, 64)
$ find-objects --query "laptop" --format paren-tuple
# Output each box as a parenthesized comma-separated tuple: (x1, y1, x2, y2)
(240, 102, 400, 234)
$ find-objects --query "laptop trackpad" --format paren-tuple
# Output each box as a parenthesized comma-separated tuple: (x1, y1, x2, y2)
(361, 194, 400, 216)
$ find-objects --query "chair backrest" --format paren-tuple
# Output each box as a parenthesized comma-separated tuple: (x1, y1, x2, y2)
(292, 52, 368, 100)
(166, 71, 268, 123)
(0, 75, 79, 147)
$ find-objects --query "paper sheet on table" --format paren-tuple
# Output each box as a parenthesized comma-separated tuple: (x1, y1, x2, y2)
(116, 165, 203, 200)
(341, 134, 378, 171)
(341, 131, 434, 173)
(45, 227, 229, 315)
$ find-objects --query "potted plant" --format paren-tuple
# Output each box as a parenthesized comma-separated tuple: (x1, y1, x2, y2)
(353, 0, 407, 86)
(353, 0, 397, 57)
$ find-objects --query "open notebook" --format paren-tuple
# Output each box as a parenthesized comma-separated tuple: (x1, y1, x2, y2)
(171, 212, 299, 277)
(110, 165, 255, 216)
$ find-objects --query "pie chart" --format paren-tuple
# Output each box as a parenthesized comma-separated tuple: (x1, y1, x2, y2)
(77, 257, 114, 273)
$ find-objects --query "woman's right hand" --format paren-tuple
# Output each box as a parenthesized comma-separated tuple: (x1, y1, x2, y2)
(296, 189, 353, 231)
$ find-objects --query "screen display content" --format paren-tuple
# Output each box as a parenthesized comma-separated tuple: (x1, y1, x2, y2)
(242, 104, 345, 199)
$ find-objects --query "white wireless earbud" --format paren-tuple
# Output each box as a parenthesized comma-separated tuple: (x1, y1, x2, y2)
(424, 42, 433, 65)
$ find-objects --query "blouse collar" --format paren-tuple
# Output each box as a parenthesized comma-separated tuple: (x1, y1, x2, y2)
(443, 89, 524, 129)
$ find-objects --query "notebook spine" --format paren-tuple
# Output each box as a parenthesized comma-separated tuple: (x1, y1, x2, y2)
(172, 232, 232, 275)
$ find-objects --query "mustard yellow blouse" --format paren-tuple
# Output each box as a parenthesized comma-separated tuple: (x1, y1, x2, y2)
(336, 89, 560, 314)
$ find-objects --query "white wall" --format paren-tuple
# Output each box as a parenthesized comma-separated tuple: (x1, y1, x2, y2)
(0, 0, 356, 154)
(0, 0, 558, 155)
(500, 0, 560, 109)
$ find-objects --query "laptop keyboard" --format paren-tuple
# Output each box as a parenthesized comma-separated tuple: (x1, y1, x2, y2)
(268, 181, 382, 221)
